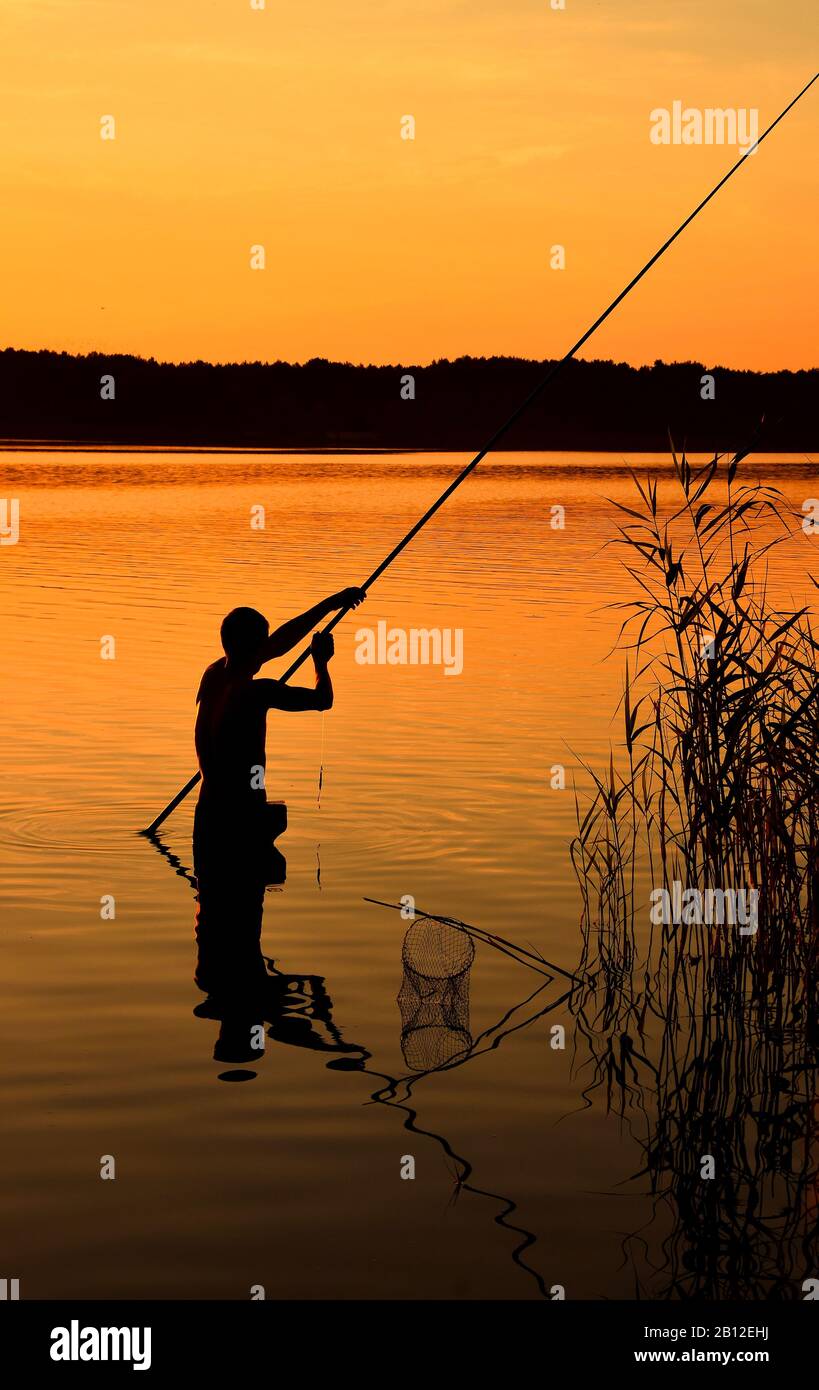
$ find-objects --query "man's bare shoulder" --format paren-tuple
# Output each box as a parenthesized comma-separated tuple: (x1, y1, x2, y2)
(196, 658, 227, 703)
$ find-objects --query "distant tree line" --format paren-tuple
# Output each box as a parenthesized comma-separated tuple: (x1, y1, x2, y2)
(0, 348, 814, 450)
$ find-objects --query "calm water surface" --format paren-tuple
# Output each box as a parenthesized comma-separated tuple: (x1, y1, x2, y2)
(0, 450, 816, 1298)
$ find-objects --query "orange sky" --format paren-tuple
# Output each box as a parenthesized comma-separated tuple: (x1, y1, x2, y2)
(0, 0, 816, 369)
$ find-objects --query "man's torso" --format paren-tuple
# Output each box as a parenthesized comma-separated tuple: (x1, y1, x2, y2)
(195, 660, 268, 801)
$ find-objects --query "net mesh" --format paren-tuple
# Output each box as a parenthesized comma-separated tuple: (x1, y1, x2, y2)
(398, 917, 475, 1071)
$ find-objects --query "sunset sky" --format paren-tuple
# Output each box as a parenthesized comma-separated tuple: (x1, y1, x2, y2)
(1, 0, 816, 369)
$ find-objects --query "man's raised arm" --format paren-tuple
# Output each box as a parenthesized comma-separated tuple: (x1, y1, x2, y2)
(261, 587, 365, 662)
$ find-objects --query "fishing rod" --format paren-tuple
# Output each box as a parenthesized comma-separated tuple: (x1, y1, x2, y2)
(141, 71, 817, 838)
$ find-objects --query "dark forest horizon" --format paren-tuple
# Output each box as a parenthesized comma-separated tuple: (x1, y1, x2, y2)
(1, 347, 815, 452)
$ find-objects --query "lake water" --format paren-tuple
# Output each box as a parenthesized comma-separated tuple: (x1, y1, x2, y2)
(0, 449, 816, 1300)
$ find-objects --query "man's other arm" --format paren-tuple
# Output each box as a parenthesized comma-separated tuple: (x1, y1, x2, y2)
(258, 633, 334, 711)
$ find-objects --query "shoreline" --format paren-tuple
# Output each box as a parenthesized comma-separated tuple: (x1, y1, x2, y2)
(0, 441, 813, 458)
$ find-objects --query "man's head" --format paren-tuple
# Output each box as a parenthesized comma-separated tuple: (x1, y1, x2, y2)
(220, 607, 269, 671)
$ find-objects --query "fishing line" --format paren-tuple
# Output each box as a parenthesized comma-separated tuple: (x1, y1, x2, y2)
(317, 708, 326, 805)
(141, 70, 817, 838)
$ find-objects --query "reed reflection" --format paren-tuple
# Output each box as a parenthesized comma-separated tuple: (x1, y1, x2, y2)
(570, 934, 819, 1298)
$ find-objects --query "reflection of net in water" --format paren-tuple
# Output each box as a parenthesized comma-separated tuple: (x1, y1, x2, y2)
(398, 917, 475, 1071)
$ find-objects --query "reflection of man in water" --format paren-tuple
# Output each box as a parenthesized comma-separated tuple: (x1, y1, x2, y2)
(192, 589, 368, 1077)
(192, 839, 367, 1074)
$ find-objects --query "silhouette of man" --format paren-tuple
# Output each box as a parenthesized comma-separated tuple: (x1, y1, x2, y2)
(194, 587, 364, 818)
(190, 588, 370, 1078)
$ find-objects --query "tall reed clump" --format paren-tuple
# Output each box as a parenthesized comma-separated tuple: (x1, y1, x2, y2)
(572, 443, 819, 990)
(568, 444, 819, 1298)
